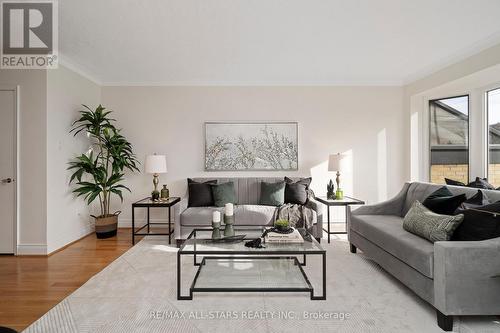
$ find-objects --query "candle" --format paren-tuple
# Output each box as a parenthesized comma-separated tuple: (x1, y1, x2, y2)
(225, 203, 234, 216)
(212, 211, 221, 223)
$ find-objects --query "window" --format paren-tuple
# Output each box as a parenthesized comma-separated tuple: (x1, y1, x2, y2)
(429, 95, 469, 184)
(487, 88, 500, 187)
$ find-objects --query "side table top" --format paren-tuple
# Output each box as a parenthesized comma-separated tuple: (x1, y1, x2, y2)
(315, 196, 365, 206)
(133, 196, 181, 207)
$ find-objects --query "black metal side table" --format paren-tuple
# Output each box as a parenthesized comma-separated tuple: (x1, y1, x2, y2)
(132, 197, 180, 245)
(315, 196, 365, 243)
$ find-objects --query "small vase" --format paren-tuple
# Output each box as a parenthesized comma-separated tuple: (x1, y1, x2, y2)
(160, 185, 169, 200)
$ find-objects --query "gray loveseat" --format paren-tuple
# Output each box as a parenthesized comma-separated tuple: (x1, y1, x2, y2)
(174, 177, 323, 243)
(348, 181, 500, 331)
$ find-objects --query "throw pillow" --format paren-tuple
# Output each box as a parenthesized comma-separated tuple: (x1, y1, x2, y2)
(260, 181, 286, 206)
(210, 181, 237, 207)
(284, 177, 312, 205)
(445, 178, 466, 187)
(403, 201, 464, 242)
(459, 190, 491, 210)
(467, 177, 495, 190)
(187, 179, 217, 207)
(452, 201, 500, 241)
(422, 186, 466, 215)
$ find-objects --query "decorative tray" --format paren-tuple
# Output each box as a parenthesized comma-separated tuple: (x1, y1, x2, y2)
(205, 235, 246, 243)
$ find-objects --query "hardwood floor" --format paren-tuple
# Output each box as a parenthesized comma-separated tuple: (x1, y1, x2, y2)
(0, 228, 134, 332)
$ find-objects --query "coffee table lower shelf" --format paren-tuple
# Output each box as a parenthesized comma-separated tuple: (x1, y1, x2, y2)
(177, 256, 325, 300)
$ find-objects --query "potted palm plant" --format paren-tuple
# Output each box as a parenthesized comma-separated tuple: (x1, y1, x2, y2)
(68, 105, 139, 238)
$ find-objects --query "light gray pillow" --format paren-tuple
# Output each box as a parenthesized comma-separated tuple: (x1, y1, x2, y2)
(403, 201, 464, 242)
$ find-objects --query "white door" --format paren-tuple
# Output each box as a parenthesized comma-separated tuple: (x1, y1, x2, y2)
(0, 89, 16, 254)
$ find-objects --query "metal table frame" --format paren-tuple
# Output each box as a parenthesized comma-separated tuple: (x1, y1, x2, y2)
(315, 196, 365, 243)
(177, 228, 326, 301)
(131, 197, 180, 245)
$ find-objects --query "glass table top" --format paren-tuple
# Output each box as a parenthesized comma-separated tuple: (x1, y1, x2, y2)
(193, 257, 311, 290)
(179, 227, 324, 254)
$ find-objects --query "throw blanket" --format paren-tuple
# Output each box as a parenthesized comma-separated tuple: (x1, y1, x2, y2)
(276, 190, 316, 231)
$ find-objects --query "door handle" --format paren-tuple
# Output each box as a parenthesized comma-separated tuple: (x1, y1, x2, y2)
(1, 178, 13, 183)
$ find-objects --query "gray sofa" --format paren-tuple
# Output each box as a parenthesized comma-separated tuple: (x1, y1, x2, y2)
(348, 181, 500, 331)
(174, 177, 323, 242)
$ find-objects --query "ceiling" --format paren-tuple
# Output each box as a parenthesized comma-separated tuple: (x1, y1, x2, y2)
(59, 0, 500, 85)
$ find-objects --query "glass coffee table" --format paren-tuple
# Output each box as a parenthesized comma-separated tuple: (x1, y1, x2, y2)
(177, 227, 326, 300)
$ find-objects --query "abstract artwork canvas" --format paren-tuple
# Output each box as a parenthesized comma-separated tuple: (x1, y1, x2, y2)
(205, 122, 298, 171)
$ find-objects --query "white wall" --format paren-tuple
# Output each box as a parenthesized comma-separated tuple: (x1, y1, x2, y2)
(46, 66, 101, 253)
(101, 86, 407, 225)
(0, 69, 48, 254)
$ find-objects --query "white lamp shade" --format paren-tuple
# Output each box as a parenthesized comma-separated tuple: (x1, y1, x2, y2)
(145, 154, 167, 174)
(328, 154, 342, 171)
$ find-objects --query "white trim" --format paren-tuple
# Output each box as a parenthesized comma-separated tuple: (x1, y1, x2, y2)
(16, 244, 47, 255)
(47, 225, 94, 255)
(402, 31, 500, 86)
(0, 85, 19, 255)
(58, 54, 102, 85)
(482, 82, 500, 180)
(101, 80, 403, 87)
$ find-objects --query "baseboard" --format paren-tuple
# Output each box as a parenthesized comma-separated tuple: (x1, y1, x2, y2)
(47, 226, 95, 255)
(119, 218, 173, 228)
(46, 224, 94, 254)
(17, 244, 48, 255)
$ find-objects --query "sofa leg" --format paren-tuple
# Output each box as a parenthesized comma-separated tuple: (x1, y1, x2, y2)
(315, 237, 321, 244)
(349, 243, 357, 254)
(436, 310, 453, 331)
(176, 239, 184, 248)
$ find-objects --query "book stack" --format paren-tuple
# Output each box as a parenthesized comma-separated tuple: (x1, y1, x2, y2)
(265, 228, 304, 243)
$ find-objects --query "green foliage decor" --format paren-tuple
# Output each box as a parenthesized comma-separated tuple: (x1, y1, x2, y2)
(68, 105, 139, 217)
(274, 219, 289, 228)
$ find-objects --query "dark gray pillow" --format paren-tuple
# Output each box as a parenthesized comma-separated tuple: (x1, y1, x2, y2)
(422, 186, 466, 215)
(467, 177, 495, 190)
(260, 181, 286, 206)
(284, 177, 312, 205)
(459, 190, 491, 210)
(210, 182, 237, 207)
(403, 201, 464, 242)
(187, 179, 217, 207)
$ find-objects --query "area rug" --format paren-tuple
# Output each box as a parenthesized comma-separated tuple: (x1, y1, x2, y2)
(24, 237, 499, 333)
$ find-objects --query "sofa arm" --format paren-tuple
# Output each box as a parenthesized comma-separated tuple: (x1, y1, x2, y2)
(434, 238, 500, 315)
(306, 197, 323, 239)
(351, 182, 410, 216)
(174, 197, 188, 240)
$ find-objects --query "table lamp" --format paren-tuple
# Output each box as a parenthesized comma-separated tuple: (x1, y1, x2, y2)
(145, 154, 167, 201)
(328, 153, 343, 199)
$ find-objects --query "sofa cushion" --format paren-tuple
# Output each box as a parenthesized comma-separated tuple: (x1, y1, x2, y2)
(210, 181, 238, 207)
(403, 201, 464, 242)
(187, 178, 217, 207)
(284, 177, 311, 205)
(180, 205, 277, 226)
(422, 186, 466, 215)
(260, 181, 286, 206)
(350, 214, 435, 278)
(453, 201, 500, 241)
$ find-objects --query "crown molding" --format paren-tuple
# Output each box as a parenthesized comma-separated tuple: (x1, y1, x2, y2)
(402, 32, 500, 86)
(101, 80, 403, 87)
(58, 54, 102, 86)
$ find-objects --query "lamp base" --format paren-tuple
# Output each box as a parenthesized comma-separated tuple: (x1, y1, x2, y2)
(151, 190, 160, 201)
